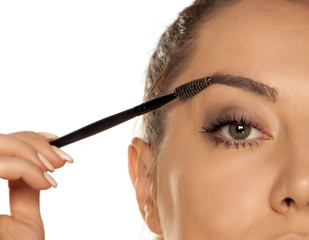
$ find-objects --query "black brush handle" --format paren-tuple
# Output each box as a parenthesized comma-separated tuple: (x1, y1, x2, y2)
(50, 93, 176, 148)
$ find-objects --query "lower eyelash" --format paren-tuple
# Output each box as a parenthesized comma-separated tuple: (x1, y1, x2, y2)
(210, 135, 260, 149)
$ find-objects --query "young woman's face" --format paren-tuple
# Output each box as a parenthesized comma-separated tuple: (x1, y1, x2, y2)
(156, 0, 309, 239)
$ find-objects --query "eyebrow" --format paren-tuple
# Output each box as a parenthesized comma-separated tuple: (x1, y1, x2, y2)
(209, 73, 279, 102)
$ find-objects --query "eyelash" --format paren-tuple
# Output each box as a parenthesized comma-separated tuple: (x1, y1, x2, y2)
(200, 114, 268, 149)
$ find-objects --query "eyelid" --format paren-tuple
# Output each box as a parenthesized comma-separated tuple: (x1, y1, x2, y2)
(203, 105, 272, 133)
(204, 113, 265, 132)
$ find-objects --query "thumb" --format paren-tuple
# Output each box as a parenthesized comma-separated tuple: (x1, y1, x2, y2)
(0, 154, 57, 226)
(9, 180, 43, 227)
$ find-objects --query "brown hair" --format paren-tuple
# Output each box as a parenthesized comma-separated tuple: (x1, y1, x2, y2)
(142, 0, 240, 170)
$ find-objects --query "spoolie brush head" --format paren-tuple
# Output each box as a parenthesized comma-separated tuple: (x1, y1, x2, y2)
(173, 76, 211, 100)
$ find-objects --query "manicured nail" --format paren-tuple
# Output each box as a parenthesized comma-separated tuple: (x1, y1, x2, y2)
(37, 153, 55, 172)
(37, 132, 58, 140)
(43, 172, 58, 188)
(51, 146, 74, 163)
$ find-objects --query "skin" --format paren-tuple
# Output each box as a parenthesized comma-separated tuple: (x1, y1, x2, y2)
(0, 131, 72, 239)
(129, 0, 309, 239)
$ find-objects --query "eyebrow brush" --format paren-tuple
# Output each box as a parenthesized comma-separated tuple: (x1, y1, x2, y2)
(50, 76, 211, 148)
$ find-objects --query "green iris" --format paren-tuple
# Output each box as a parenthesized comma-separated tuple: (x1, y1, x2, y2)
(228, 123, 251, 140)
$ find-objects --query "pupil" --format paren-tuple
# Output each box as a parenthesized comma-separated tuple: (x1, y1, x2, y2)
(236, 125, 244, 133)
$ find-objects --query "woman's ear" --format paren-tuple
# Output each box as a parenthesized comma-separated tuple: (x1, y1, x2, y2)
(128, 137, 163, 235)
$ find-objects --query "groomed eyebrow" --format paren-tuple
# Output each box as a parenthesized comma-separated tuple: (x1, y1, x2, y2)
(209, 73, 279, 102)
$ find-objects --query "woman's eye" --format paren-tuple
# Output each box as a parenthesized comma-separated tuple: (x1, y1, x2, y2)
(201, 115, 272, 149)
(220, 122, 262, 140)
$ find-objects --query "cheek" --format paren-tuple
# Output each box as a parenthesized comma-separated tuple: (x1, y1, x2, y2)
(178, 155, 267, 236)
(157, 133, 274, 238)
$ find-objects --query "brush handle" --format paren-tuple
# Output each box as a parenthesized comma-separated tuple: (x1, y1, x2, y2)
(50, 93, 176, 148)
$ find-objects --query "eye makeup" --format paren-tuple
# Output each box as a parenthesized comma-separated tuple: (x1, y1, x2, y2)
(200, 106, 272, 149)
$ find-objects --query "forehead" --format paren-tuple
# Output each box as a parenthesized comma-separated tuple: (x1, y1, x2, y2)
(182, 0, 309, 87)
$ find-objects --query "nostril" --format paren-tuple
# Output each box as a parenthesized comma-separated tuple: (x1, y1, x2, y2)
(285, 198, 294, 207)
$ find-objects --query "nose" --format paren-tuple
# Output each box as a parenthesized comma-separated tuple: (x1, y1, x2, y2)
(270, 143, 309, 215)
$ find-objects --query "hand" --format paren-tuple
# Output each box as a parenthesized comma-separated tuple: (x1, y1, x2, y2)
(0, 131, 73, 240)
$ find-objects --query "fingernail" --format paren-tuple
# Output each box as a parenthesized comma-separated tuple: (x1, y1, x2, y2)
(37, 153, 55, 172)
(43, 172, 58, 188)
(37, 132, 58, 140)
(51, 146, 74, 163)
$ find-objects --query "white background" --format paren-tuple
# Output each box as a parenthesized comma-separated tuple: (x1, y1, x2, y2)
(0, 0, 194, 239)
